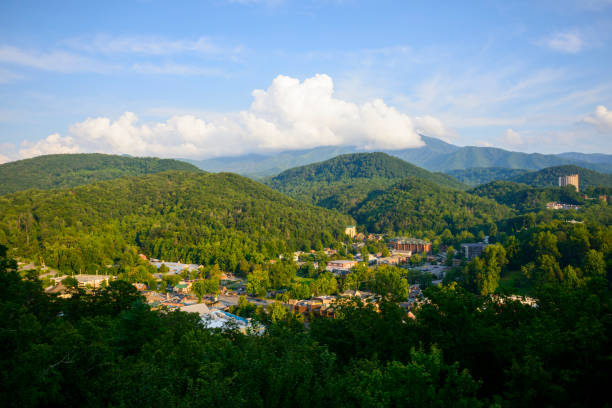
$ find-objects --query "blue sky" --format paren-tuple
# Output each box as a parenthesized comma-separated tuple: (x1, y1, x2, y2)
(1, 0, 611, 162)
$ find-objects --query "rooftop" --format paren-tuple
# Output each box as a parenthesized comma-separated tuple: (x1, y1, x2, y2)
(389, 238, 431, 244)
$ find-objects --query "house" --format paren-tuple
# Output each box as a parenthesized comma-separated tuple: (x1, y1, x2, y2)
(377, 255, 406, 266)
(345, 225, 357, 238)
(180, 302, 211, 316)
(173, 282, 191, 294)
(132, 282, 147, 291)
(73, 274, 111, 288)
(326, 259, 358, 273)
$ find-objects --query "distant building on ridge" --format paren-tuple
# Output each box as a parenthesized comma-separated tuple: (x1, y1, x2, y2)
(559, 174, 579, 191)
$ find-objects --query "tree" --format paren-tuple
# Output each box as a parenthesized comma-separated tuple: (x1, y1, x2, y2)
(268, 301, 288, 322)
(409, 254, 422, 266)
(582, 250, 605, 277)
(310, 272, 338, 296)
(191, 278, 220, 302)
(370, 266, 410, 301)
(445, 246, 455, 266)
(463, 244, 507, 295)
(360, 246, 370, 263)
(246, 267, 269, 297)
(61, 276, 79, 289)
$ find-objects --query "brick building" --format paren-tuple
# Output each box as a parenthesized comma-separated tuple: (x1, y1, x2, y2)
(389, 238, 432, 254)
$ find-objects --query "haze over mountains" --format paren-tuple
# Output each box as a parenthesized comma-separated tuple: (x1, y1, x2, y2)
(185, 136, 612, 179)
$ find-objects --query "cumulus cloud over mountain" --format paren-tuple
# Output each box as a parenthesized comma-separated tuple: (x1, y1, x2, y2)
(17, 74, 441, 160)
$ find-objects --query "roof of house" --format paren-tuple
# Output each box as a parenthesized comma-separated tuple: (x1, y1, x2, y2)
(180, 303, 211, 316)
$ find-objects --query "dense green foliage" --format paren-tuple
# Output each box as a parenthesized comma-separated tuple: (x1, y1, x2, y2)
(351, 177, 513, 235)
(471, 181, 585, 212)
(0, 153, 202, 195)
(267, 152, 512, 236)
(3, 245, 610, 407)
(510, 164, 612, 188)
(446, 167, 530, 186)
(268, 152, 464, 192)
(0, 171, 353, 273)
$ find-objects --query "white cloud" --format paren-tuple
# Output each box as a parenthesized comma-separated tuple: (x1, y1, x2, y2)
(584, 105, 612, 131)
(65, 35, 243, 57)
(19, 133, 81, 158)
(501, 128, 523, 146)
(131, 63, 226, 76)
(0, 153, 10, 164)
(0, 67, 23, 83)
(542, 31, 585, 53)
(0, 45, 119, 73)
(20, 74, 438, 159)
(413, 115, 449, 139)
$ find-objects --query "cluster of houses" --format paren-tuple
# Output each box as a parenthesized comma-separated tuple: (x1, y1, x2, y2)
(546, 202, 580, 210)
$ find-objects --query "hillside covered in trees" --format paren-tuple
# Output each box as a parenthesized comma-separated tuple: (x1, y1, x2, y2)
(510, 164, 612, 188)
(0, 153, 201, 195)
(0, 171, 352, 273)
(351, 177, 513, 235)
(471, 181, 586, 212)
(446, 167, 530, 186)
(267, 152, 465, 194)
(266, 153, 510, 236)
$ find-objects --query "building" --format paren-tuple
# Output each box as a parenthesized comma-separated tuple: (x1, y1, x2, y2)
(460, 243, 488, 260)
(326, 259, 358, 273)
(389, 238, 432, 254)
(546, 202, 580, 210)
(345, 225, 357, 238)
(558, 174, 579, 191)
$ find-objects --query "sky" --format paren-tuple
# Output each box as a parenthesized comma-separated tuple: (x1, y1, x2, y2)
(1, 0, 611, 163)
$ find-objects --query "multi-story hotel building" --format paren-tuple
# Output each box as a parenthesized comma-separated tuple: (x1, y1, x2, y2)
(559, 174, 579, 191)
(389, 238, 432, 254)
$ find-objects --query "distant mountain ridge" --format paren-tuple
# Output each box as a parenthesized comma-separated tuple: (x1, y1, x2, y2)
(0, 153, 202, 195)
(182, 135, 612, 177)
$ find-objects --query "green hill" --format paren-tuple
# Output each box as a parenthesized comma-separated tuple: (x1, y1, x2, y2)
(0, 171, 353, 272)
(350, 177, 513, 235)
(509, 165, 612, 189)
(446, 167, 531, 186)
(268, 152, 465, 193)
(470, 181, 585, 212)
(0, 153, 201, 195)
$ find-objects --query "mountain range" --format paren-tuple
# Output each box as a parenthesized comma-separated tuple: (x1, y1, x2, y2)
(183, 136, 612, 178)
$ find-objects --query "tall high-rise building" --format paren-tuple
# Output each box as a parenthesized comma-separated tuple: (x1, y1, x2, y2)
(559, 174, 579, 191)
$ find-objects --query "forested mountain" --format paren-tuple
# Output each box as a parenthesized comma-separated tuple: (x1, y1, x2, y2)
(265, 153, 511, 236)
(267, 152, 465, 193)
(183, 135, 612, 177)
(0, 153, 201, 195)
(471, 181, 585, 212)
(350, 177, 513, 235)
(0, 171, 352, 272)
(446, 167, 530, 186)
(509, 165, 612, 188)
